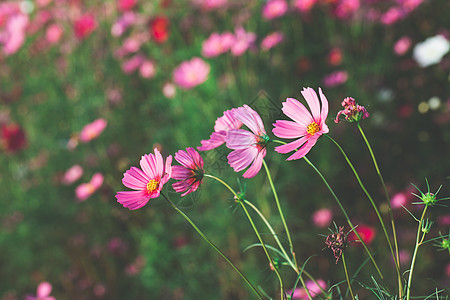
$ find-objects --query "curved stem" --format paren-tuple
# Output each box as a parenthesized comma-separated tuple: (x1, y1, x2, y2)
(357, 123, 402, 298)
(262, 159, 296, 267)
(406, 206, 428, 300)
(161, 194, 262, 299)
(302, 156, 384, 279)
(205, 174, 286, 299)
(342, 252, 355, 300)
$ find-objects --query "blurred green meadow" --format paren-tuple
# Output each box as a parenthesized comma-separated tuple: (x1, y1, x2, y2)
(0, 0, 449, 299)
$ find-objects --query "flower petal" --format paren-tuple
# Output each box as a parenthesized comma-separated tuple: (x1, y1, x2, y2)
(286, 136, 319, 160)
(227, 147, 258, 172)
(243, 148, 266, 178)
(116, 190, 150, 210)
(274, 136, 309, 153)
(301, 87, 321, 120)
(226, 129, 255, 149)
(272, 120, 306, 139)
(122, 167, 149, 190)
(282, 98, 314, 127)
(318, 87, 329, 123)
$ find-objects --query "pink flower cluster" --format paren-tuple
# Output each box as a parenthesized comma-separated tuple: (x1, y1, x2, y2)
(173, 57, 210, 89)
(202, 28, 256, 58)
(0, 2, 29, 56)
(262, 0, 288, 20)
(76, 173, 104, 201)
(334, 97, 369, 123)
(116, 87, 333, 208)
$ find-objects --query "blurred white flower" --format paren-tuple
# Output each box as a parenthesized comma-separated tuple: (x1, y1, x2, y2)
(413, 35, 450, 67)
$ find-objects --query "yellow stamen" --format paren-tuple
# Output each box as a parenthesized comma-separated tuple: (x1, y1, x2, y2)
(147, 179, 159, 192)
(306, 122, 320, 135)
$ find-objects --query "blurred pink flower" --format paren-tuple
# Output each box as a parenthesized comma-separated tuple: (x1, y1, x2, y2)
(323, 70, 348, 87)
(380, 7, 404, 25)
(36, 0, 53, 7)
(273, 87, 329, 160)
(162, 82, 176, 99)
(122, 54, 144, 74)
(289, 279, 327, 299)
(76, 173, 104, 201)
(261, 31, 284, 51)
(202, 32, 235, 58)
(437, 214, 450, 226)
(391, 192, 408, 209)
(118, 0, 137, 12)
(333, 0, 360, 19)
(46, 24, 63, 44)
(262, 0, 288, 20)
(398, 0, 424, 12)
(111, 12, 136, 37)
(80, 118, 107, 143)
(226, 105, 268, 178)
(293, 0, 318, 12)
(312, 208, 333, 228)
(398, 249, 411, 267)
(74, 14, 97, 39)
(26, 282, 55, 300)
(126, 255, 146, 275)
(1, 122, 27, 153)
(139, 60, 156, 78)
(231, 27, 256, 56)
(198, 108, 242, 151)
(192, 0, 228, 10)
(116, 148, 172, 210)
(172, 147, 205, 196)
(0, 6, 29, 55)
(173, 57, 210, 89)
(394, 36, 412, 55)
(62, 164, 84, 185)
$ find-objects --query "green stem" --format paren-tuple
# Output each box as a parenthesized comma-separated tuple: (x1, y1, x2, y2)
(262, 159, 296, 268)
(205, 174, 286, 300)
(356, 123, 402, 298)
(243, 199, 315, 299)
(406, 206, 428, 300)
(342, 252, 355, 300)
(161, 194, 262, 299)
(302, 156, 384, 279)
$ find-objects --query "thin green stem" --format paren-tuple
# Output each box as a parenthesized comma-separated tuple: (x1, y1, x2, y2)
(243, 199, 315, 299)
(262, 159, 296, 268)
(342, 252, 355, 300)
(406, 206, 428, 300)
(205, 174, 286, 300)
(357, 123, 402, 298)
(302, 156, 384, 279)
(161, 194, 262, 299)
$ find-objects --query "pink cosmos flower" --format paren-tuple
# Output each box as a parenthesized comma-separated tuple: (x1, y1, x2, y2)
(116, 148, 172, 210)
(391, 192, 408, 209)
(380, 7, 404, 25)
(198, 108, 242, 151)
(76, 173, 104, 202)
(0, 8, 29, 55)
(139, 60, 156, 79)
(312, 208, 333, 228)
(74, 14, 97, 39)
(348, 224, 376, 245)
(261, 31, 284, 51)
(173, 57, 210, 89)
(162, 82, 176, 99)
(26, 282, 55, 300)
(262, 0, 288, 20)
(394, 36, 412, 55)
(201, 32, 235, 58)
(111, 12, 137, 37)
(293, 0, 318, 13)
(172, 147, 205, 196)
(334, 97, 369, 123)
(80, 118, 107, 143)
(225, 105, 268, 178)
(231, 27, 256, 56)
(332, 0, 360, 19)
(323, 70, 348, 87)
(62, 164, 84, 185)
(273, 87, 329, 160)
(289, 279, 327, 299)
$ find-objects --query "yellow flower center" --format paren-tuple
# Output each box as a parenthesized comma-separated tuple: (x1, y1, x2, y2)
(147, 179, 160, 193)
(306, 122, 320, 135)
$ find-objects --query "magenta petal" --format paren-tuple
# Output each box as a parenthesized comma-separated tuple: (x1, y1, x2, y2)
(37, 282, 52, 297)
(198, 131, 227, 151)
(122, 167, 148, 190)
(172, 165, 192, 180)
(228, 147, 258, 172)
(154, 148, 164, 178)
(318, 87, 329, 122)
(116, 190, 150, 210)
(272, 120, 306, 139)
(234, 105, 263, 135)
(274, 136, 309, 153)
(301, 87, 321, 119)
(140, 153, 157, 178)
(226, 129, 255, 149)
(243, 148, 266, 178)
(175, 149, 192, 167)
(282, 98, 314, 127)
(286, 137, 319, 160)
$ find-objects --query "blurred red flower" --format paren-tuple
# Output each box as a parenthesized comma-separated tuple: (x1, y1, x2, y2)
(118, 0, 137, 12)
(348, 224, 376, 245)
(74, 14, 97, 39)
(1, 123, 26, 153)
(150, 16, 169, 43)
